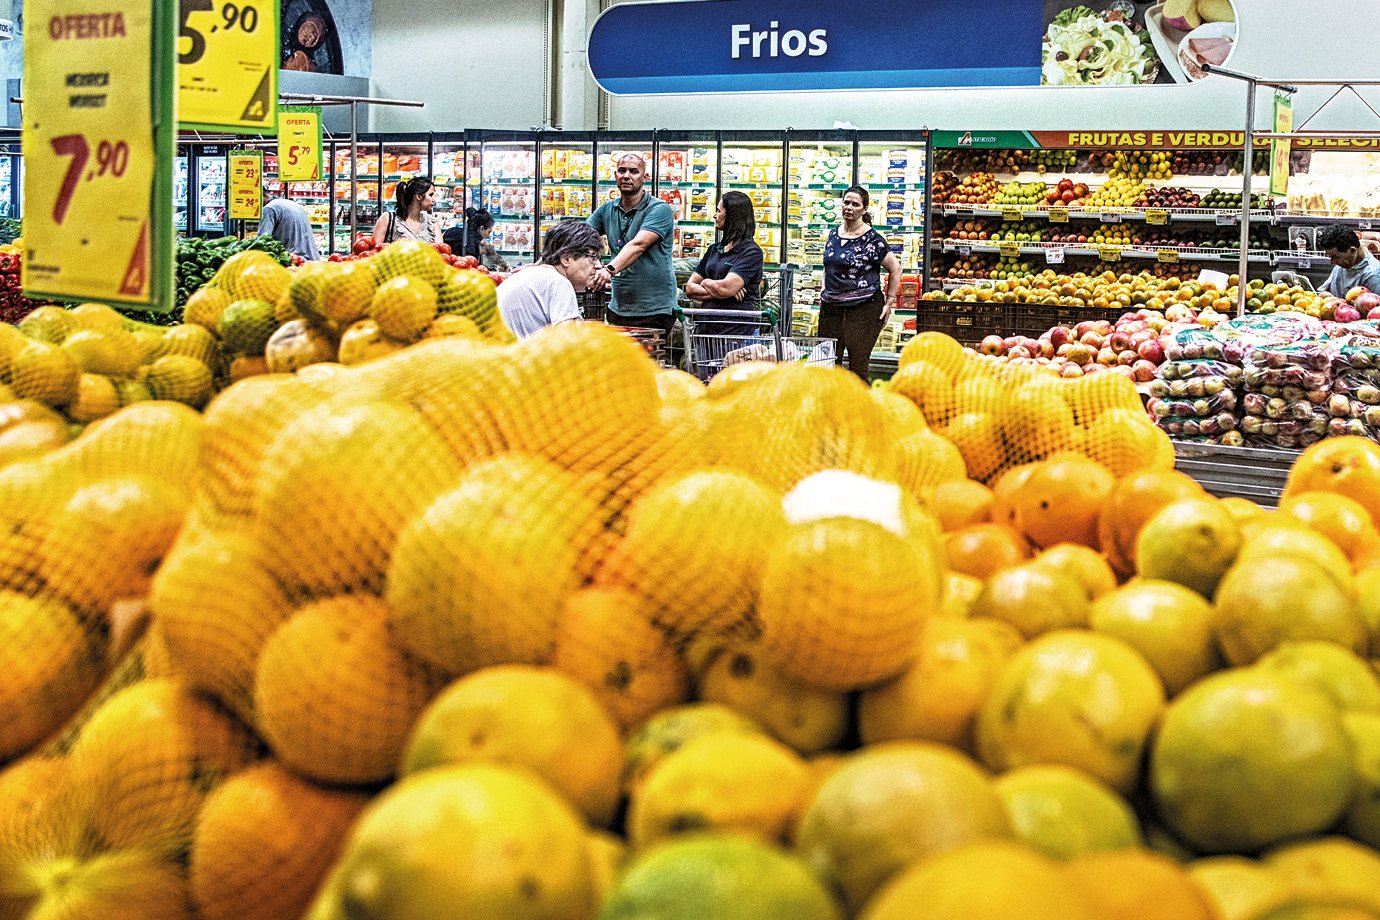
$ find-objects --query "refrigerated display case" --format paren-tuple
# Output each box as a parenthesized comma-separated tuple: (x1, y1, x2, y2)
(720, 132, 786, 266)
(479, 133, 539, 265)
(382, 138, 430, 236)
(430, 134, 475, 236)
(653, 131, 718, 262)
(193, 146, 228, 235)
(785, 131, 855, 326)
(334, 136, 384, 251)
(537, 132, 596, 257)
(174, 149, 190, 232)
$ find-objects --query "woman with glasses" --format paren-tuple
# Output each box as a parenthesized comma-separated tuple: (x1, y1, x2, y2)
(373, 176, 443, 246)
(497, 221, 603, 338)
(684, 190, 764, 336)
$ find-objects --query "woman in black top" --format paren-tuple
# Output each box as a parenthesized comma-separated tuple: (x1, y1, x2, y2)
(685, 191, 764, 336)
(820, 186, 901, 380)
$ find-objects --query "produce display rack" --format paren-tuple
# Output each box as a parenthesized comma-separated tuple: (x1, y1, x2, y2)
(1170, 441, 1299, 506)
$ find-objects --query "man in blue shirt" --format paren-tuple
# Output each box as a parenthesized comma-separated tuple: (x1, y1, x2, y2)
(257, 196, 320, 261)
(1320, 225, 1380, 297)
(587, 154, 677, 331)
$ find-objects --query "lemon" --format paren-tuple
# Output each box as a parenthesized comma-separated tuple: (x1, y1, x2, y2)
(306, 765, 594, 920)
(1150, 668, 1355, 853)
(1136, 498, 1242, 598)
(627, 731, 808, 849)
(600, 835, 842, 920)
(1213, 554, 1365, 666)
(369, 275, 439, 342)
(402, 665, 623, 827)
(796, 741, 1012, 913)
(622, 704, 762, 794)
(993, 764, 1142, 861)
(1089, 579, 1219, 696)
(976, 630, 1165, 794)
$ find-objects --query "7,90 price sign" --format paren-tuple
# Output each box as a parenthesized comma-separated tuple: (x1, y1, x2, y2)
(178, 0, 278, 133)
(23, 1, 175, 308)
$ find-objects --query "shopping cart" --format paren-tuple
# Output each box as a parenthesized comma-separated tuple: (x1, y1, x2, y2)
(680, 308, 836, 383)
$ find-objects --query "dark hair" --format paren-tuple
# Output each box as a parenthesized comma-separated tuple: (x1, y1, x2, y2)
(464, 207, 496, 234)
(396, 177, 434, 217)
(1319, 225, 1361, 252)
(540, 220, 603, 267)
(718, 191, 756, 248)
(843, 185, 872, 225)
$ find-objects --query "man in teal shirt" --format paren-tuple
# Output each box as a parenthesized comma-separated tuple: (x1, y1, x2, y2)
(587, 154, 677, 331)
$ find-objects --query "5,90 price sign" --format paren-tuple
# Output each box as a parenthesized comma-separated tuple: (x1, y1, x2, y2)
(23, 1, 175, 308)
(178, 0, 278, 133)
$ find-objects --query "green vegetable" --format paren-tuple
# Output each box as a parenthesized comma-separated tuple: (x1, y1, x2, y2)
(1053, 5, 1096, 26)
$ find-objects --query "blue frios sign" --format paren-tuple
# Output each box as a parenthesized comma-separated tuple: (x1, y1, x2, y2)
(587, 0, 1043, 95)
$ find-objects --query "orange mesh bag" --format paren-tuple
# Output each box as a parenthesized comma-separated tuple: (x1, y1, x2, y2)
(887, 332, 1172, 486)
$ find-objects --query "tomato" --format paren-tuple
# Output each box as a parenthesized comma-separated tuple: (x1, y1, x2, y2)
(434, 243, 452, 256)
(353, 238, 374, 255)
(456, 255, 479, 270)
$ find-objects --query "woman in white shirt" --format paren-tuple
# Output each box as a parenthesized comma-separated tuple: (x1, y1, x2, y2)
(498, 221, 603, 338)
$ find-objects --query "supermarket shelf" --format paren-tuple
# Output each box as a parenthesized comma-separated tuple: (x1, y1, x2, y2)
(952, 169, 1273, 192)
(939, 240, 1273, 263)
(862, 182, 925, 190)
(724, 181, 784, 190)
(938, 205, 1272, 223)
(1275, 212, 1380, 228)
(1171, 440, 1298, 506)
(489, 178, 536, 185)
(657, 181, 717, 189)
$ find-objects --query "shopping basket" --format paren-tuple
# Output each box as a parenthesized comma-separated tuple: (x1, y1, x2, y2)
(681, 308, 836, 383)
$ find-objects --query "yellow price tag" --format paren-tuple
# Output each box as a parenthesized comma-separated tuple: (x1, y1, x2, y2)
(228, 150, 262, 221)
(278, 107, 323, 182)
(1048, 207, 1069, 223)
(1000, 207, 1022, 222)
(1098, 246, 1122, 262)
(1145, 208, 1169, 225)
(178, 0, 277, 132)
(998, 241, 1020, 258)
(23, 0, 173, 306)
(1157, 248, 1180, 264)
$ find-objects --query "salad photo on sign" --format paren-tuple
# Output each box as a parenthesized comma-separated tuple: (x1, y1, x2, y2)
(1041, 0, 1237, 85)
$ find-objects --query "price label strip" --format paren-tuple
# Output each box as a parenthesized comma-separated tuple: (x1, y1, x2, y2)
(228, 149, 262, 220)
(1045, 247, 1065, 265)
(1145, 209, 1169, 226)
(278, 105, 323, 182)
(1000, 207, 1022, 222)
(1047, 207, 1069, 224)
(24, 1, 175, 307)
(1098, 246, 1122, 263)
(1157, 248, 1180, 264)
(998, 241, 1020, 258)
(178, 0, 278, 133)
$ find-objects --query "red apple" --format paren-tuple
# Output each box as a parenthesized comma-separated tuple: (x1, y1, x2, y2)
(1049, 326, 1073, 348)
(1132, 359, 1158, 382)
(1108, 332, 1133, 353)
(1356, 292, 1380, 312)
(1111, 365, 1136, 379)
(1008, 346, 1033, 360)
(1084, 362, 1106, 374)
(1080, 331, 1105, 349)
(1074, 321, 1097, 337)
(1061, 363, 1085, 378)
(1097, 347, 1119, 366)
(1117, 350, 1137, 366)
(979, 335, 1006, 356)
(1368, 306, 1380, 321)
(1137, 338, 1164, 363)
(1037, 339, 1055, 359)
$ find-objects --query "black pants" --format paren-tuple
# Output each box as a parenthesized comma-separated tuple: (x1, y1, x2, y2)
(818, 293, 886, 381)
(606, 309, 675, 333)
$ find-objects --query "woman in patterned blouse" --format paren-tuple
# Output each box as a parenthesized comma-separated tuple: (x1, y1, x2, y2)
(820, 186, 901, 380)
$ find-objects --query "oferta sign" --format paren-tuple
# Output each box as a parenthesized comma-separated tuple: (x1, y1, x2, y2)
(588, 0, 1240, 95)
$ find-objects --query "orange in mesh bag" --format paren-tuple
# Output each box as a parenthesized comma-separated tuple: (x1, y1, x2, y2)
(887, 332, 1172, 485)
